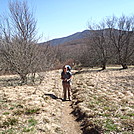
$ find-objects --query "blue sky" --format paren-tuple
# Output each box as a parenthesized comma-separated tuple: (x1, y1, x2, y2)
(1, 0, 134, 42)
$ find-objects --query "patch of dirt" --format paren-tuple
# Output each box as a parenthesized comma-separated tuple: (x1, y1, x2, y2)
(61, 101, 82, 134)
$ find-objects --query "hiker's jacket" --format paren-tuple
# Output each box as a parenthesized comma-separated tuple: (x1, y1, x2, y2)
(61, 71, 72, 83)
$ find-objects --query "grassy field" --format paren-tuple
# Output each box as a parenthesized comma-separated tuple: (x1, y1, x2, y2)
(0, 71, 64, 134)
(72, 67, 134, 133)
(0, 67, 134, 134)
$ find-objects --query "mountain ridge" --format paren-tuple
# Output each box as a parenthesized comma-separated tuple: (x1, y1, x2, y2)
(40, 30, 91, 46)
(40, 28, 122, 46)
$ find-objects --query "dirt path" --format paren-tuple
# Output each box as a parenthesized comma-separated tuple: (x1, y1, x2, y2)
(61, 101, 82, 134)
(42, 70, 82, 134)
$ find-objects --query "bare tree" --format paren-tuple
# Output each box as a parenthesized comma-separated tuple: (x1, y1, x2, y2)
(0, 1, 41, 83)
(88, 22, 113, 70)
(106, 15, 134, 69)
(40, 44, 58, 70)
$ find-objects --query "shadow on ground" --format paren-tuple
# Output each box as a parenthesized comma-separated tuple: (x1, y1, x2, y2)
(73, 67, 129, 75)
(44, 93, 64, 101)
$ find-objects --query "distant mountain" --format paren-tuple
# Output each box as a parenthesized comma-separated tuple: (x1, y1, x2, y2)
(40, 28, 121, 46)
(40, 30, 91, 46)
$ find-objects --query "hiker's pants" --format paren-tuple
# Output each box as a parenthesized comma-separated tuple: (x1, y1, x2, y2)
(62, 82, 71, 100)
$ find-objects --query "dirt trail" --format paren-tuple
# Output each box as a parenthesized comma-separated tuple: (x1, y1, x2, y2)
(43, 70, 82, 134)
(61, 101, 82, 134)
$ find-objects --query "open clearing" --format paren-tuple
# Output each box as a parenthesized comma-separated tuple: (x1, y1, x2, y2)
(0, 67, 134, 134)
(0, 70, 82, 134)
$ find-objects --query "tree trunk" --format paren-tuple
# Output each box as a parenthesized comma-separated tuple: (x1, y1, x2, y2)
(101, 60, 106, 70)
(102, 65, 106, 70)
(20, 74, 27, 84)
(121, 63, 128, 69)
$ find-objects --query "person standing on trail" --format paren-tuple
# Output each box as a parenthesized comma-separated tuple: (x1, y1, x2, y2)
(61, 65, 72, 101)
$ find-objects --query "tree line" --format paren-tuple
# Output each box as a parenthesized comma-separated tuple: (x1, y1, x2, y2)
(55, 15, 134, 70)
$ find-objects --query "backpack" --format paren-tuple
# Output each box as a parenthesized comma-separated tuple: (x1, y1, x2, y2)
(65, 65, 71, 71)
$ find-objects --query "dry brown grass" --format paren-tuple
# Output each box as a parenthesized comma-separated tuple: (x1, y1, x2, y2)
(72, 67, 134, 134)
(0, 70, 64, 134)
(0, 67, 134, 134)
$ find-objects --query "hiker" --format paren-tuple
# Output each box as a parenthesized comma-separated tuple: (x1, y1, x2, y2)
(61, 65, 72, 101)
